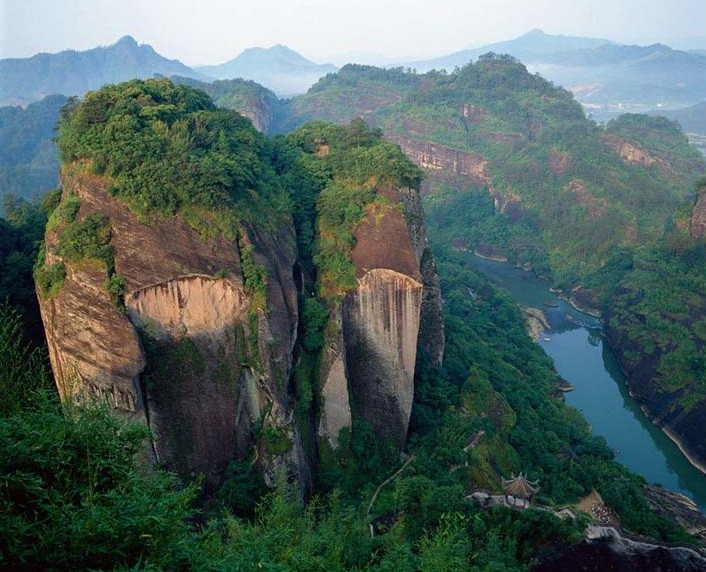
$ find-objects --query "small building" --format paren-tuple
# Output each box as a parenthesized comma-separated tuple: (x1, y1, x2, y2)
(502, 473, 539, 509)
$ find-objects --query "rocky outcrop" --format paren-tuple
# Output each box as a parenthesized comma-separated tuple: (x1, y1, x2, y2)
(642, 485, 706, 542)
(390, 135, 524, 220)
(690, 186, 706, 239)
(318, 186, 444, 448)
(536, 525, 706, 571)
(602, 134, 673, 173)
(38, 165, 307, 490)
(39, 256, 146, 415)
(418, 248, 445, 364)
(604, 309, 706, 475)
(317, 305, 351, 448)
(344, 269, 422, 446)
(389, 136, 493, 195)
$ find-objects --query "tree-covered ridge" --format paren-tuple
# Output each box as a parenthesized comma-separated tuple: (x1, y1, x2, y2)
(605, 180, 706, 411)
(56, 78, 289, 228)
(282, 56, 706, 290)
(0, 94, 66, 205)
(281, 64, 421, 133)
(282, 119, 422, 297)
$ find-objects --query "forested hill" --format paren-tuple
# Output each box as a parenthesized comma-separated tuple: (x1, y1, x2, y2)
(0, 94, 67, 204)
(404, 30, 706, 114)
(264, 58, 706, 477)
(277, 58, 705, 289)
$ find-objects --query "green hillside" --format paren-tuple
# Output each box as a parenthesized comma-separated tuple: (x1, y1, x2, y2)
(284, 57, 705, 291)
(0, 94, 66, 205)
(275, 58, 706, 470)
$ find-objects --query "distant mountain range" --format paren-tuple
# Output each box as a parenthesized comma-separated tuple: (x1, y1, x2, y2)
(407, 28, 613, 71)
(655, 101, 706, 133)
(407, 30, 706, 116)
(0, 36, 204, 107)
(3, 30, 706, 116)
(0, 38, 337, 105)
(196, 45, 337, 97)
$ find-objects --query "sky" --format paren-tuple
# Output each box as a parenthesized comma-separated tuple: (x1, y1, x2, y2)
(2, 0, 706, 65)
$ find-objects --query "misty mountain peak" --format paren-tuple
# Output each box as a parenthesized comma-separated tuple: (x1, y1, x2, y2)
(114, 35, 139, 48)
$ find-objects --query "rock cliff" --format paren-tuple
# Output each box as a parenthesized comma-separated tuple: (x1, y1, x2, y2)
(318, 186, 444, 448)
(389, 136, 493, 196)
(605, 304, 706, 474)
(691, 184, 706, 239)
(39, 86, 445, 490)
(38, 165, 307, 489)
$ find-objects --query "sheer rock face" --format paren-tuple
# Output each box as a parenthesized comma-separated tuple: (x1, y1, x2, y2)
(38, 166, 307, 490)
(389, 136, 492, 195)
(39, 257, 146, 415)
(317, 305, 352, 448)
(318, 187, 444, 448)
(691, 187, 706, 239)
(344, 269, 423, 446)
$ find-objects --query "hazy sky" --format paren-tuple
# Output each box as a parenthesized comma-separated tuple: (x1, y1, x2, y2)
(2, 0, 705, 65)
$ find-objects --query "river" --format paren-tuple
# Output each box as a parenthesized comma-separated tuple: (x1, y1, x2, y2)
(467, 254, 706, 510)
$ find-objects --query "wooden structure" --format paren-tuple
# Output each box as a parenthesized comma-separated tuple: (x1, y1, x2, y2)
(502, 473, 539, 509)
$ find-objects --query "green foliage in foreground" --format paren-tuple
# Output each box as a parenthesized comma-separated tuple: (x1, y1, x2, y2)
(0, 401, 199, 570)
(1, 194, 52, 341)
(0, 303, 51, 417)
(0, 397, 584, 571)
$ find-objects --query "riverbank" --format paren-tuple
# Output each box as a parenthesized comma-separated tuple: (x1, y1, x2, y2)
(664, 427, 706, 479)
(465, 252, 706, 510)
(520, 305, 550, 340)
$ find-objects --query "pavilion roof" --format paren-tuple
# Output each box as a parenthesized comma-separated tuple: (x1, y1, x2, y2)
(502, 473, 539, 499)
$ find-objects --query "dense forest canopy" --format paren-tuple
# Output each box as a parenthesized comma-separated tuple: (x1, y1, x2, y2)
(0, 95, 66, 206)
(289, 57, 706, 288)
(56, 79, 291, 229)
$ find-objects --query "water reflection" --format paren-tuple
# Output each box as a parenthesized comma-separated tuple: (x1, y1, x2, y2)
(466, 254, 706, 509)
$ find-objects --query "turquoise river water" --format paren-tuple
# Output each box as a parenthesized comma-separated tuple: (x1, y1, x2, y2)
(467, 254, 706, 510)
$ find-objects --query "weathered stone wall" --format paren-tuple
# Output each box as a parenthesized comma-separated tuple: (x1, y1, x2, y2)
(344, 269, 423, 446)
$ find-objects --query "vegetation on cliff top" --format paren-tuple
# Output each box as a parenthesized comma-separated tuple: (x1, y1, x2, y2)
(56, 78, 289, 228)
(281, 118, 422, 297)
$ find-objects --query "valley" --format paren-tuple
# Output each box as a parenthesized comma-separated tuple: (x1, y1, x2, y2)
(467, 254, 706, 510)
(2, 26, 706, 570)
